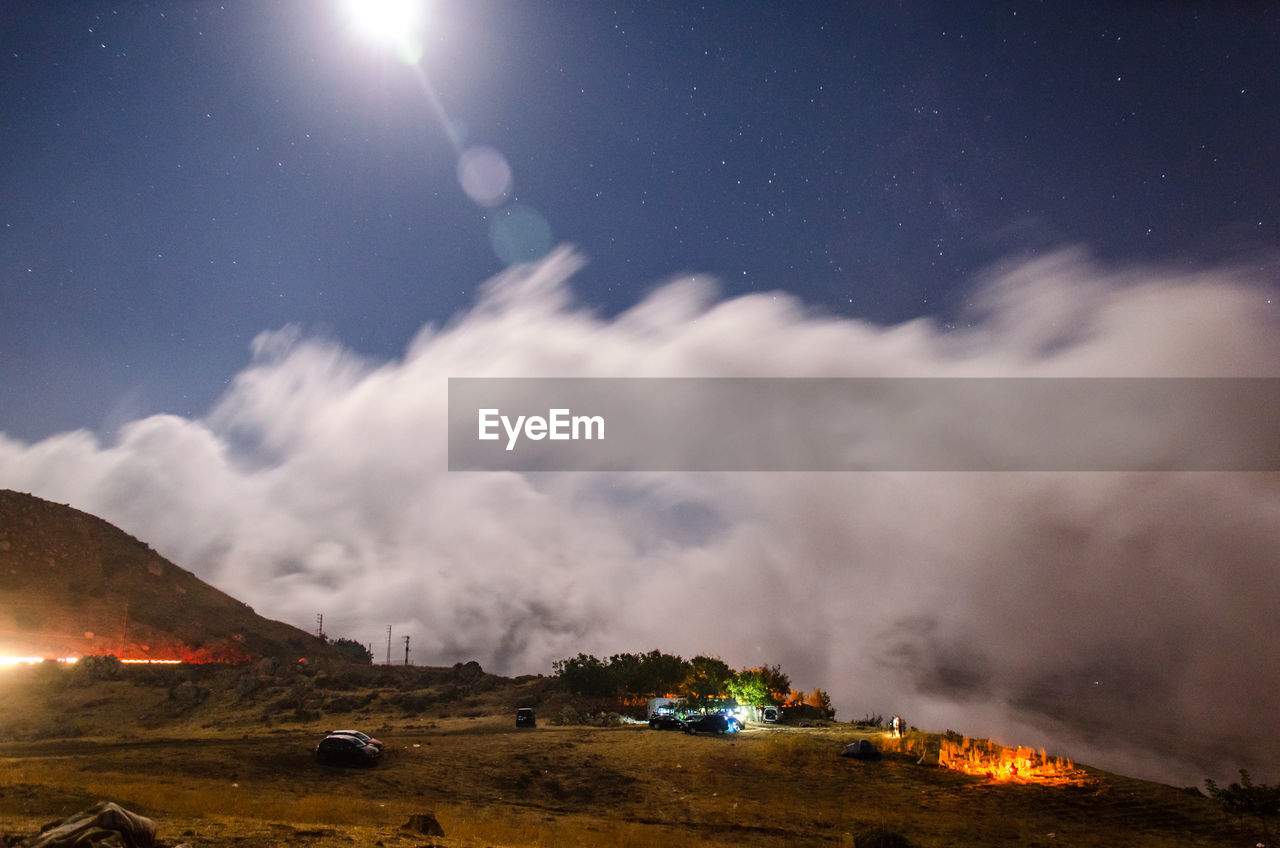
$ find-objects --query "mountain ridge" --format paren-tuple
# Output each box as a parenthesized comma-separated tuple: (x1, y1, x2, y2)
(0, 489, 339, 663)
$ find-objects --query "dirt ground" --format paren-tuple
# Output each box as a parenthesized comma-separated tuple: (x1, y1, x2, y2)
(0, 716, 1250, 848)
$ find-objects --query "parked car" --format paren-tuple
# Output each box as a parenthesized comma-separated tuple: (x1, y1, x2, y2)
(325, 729, 383, 750)
(315, 733, 381, 766)
(648, 713, 685, 731)
(515, 707, 537, 728)
(683, 714, 740, 734)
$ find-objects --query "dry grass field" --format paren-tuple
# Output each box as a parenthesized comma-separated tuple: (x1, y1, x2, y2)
(0, 661, 1255, 847)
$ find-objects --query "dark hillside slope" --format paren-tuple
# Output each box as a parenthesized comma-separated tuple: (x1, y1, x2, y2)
(0, 489, 338, 663)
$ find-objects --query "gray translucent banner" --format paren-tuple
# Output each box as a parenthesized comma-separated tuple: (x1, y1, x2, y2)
(448, 378, 1280, 471)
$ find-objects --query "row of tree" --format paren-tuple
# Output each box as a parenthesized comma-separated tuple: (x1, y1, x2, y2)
(551, 649, 833, 716)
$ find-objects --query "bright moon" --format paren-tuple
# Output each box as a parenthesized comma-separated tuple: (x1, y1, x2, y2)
(341, 0, 424, 48)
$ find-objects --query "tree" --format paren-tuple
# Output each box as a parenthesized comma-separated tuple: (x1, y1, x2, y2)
(805, 688, 835, 720)
(759, 664, 791, 704)
(607, 652, 646, 698)
(552, 653, 616, 699)
(1205, 770, 1280, 844)
(609, 650, 688, 699)
(726, 665, 790, 708)
(726, 670, 770, 707)
(638, 649, 689, 697)
(678, 655, 733, 710)
(331, 637, 373, 664)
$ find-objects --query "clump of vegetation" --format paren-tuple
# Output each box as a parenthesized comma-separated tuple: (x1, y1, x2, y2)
(1204, 769, 1280, 844)
(387, 690, 438, 715)
(550, 707, 622, 727)
(852, 713, 886, 729)
(793, 687, 835, 720)
(233, 671, 262, 701)
(72, 654, 123, 684)
(328, 637, 372, 665)
(552, 649, 807, 715)
(322, 691, 379, 713)
(167, 680, 208, 714)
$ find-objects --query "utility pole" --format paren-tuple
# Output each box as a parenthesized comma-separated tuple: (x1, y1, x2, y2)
(403, 635, 410, 666)
(315, 613, 323, 640)
(385, 625, 392, 666)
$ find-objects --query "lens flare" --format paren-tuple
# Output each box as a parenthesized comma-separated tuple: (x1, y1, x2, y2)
(490, 204, 553, 266)
(457, 146, 513, 207)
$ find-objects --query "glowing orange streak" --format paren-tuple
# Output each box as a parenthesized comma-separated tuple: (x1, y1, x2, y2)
(0, 655, 184, 667)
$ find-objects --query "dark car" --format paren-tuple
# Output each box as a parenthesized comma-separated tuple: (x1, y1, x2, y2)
(648, 713, 685, 731)
(315, 733, 381, 766)
(325, 729, 383, 750)
(515, 707, 537, 728)
(683, 714, 741, 734)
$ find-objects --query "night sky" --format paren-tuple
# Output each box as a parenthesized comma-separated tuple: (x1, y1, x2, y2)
(4, 1, 1276, 439)
(3, 2, 1280, 786)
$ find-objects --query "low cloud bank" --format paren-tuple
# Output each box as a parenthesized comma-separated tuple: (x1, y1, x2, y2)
(3, 247, 1278, 785)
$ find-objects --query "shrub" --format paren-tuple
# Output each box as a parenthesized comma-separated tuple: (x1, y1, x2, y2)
(1205, 769, 1280, 844)
(330, 637, 373, 665)
(72, 654, 122, 683)
(550, 707, 621, 727)
(234, 672, 261, 701)
(324, 692, 379, 713)
(169, 680, 208, 712)
(388, 690, 438, 715)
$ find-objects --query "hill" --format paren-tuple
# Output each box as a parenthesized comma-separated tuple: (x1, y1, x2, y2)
(0, 489, 339, 663)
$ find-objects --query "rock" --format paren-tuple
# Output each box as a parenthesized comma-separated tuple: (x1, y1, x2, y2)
(854, 827, 913, 848)
(23, 801, 156, 848)
(402, 813, 445, 837)
(169, 680, 207, 709)
(841, 739, 882, 760)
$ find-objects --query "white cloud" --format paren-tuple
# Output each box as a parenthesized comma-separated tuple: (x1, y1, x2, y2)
(2, 246, 1277, 785)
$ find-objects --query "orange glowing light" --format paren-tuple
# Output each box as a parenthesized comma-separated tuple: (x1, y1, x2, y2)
(0, 655, 186, 667)
(884, 735, 1094, 787)
(0, 655, 79, 666)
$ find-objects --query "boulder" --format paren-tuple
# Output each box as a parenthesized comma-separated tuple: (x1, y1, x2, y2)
(841, 739, 882, 760)
(23, 801, 155, 848)
(402, 813, 445, 837)
(854, 826, 913, 848)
